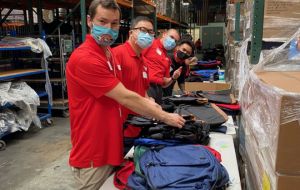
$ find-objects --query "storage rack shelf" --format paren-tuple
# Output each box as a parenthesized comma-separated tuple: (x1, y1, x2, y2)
(0, 46, 31, 51)
(0, 69, 46, 80)
(117, 0, 133, 8)
(0, 43, 52, 150)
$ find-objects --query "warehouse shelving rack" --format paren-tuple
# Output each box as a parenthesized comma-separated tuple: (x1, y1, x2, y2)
(232, 0, 265, 64)
(0, 43, 52, 150)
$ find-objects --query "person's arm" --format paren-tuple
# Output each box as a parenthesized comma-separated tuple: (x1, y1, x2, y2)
(106, 82, 185, 128)
(162, 66, 182, 88)
(144, 54, 165, 85)
(178, 83, 185, 92)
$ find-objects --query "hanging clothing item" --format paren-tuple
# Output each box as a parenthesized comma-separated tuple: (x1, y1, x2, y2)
(127, 144, 229, 190)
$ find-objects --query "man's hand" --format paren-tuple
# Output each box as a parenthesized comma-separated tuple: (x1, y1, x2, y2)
(161, 113, 185, 128)
(185, 56, 198, 66)
(183, 90, 191, 96)
(172, 66, 182, 80)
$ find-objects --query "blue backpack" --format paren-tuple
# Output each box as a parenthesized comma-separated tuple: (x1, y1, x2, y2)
(128, 145, 229, 190)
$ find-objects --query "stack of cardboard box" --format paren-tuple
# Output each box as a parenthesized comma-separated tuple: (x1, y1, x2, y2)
(240, 71, 300, 189)
(263, 0, 300, 41)
(226, 0, 300, 97)
(225, 1, 249, 97)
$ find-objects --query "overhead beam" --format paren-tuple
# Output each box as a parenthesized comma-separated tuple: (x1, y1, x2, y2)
(51, 2, 80, 35)
(0, 8, 13, 25)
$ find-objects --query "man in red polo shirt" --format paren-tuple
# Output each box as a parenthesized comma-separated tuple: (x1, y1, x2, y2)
(143, 29, 182, 104)
(66, 0, 185, 189)
(113, 16, 155, 153)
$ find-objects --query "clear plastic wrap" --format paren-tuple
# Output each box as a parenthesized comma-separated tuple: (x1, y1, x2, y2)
(0, 37, 53, 105)
(227, 18, 245, 33)
(240, 70, 283, 148)
(237, 38, 252, 100)
(0, 109, 19, 136)
(243, 126, 277, 190)
(263, 17, 300, 41)
(254, 28, 300, 72)
(263, 0, 300, 40)
(0, 82, 41, 131)
(240, 30, 300, 173)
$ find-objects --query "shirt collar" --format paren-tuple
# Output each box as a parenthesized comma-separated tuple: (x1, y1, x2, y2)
(154, 38, 166, 53)
(85, 34, 109, 54)
(125, 41, 139, 57)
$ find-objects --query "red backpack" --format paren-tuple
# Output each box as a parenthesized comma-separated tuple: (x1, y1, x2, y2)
(114, 160, 134, 190)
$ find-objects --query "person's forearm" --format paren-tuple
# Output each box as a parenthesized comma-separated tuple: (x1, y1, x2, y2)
(178, 83, 185, 92)
(120, 91, 168, 122)
(162, 77, 174, 88)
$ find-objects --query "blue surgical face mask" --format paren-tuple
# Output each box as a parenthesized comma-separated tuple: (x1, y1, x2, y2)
(163, 35, 176, 50)
(91, 24, 119, 46)
(137, 31, 154, 49)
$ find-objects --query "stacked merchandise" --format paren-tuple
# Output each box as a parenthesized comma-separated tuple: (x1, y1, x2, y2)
(154, 0, 180, 21)
(239, 32, 300, 189)
(113, 93, 233, 189)
(263, 0, 300, 41)
(226, 0, 300, 98)
(225, 1, 249, 97)
(172, 0, 180, 22)
(153, 0, 167, 16)
(180, 1, 189, 24)
(190, 60, 223, 82)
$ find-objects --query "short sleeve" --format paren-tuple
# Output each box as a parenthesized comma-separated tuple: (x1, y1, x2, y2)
(72, 56, 120, 98)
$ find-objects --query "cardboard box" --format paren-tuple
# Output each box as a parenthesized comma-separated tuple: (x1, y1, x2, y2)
(277, 175, 300, 190)
(263, 0, 300, 39)
(241, 71, 300, 174)
(173, 82, 231, 92)
(258, 72, 300, 173)
(244, 125, 300, 190)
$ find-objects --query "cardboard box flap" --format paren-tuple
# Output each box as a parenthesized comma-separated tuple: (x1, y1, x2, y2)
(174, 82, 231, 92)
(256, 72, 300, 93)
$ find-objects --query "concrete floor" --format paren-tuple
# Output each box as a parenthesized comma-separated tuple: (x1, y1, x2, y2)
(0, 117, 76, 190)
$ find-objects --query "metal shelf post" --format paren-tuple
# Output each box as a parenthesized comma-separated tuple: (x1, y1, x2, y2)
(80, 0, 87, 41)
(234, 2, 241, 42)
(250, 0, 265, 64)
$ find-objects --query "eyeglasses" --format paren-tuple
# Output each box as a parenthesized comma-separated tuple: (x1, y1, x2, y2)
(133, 27, 155, 36)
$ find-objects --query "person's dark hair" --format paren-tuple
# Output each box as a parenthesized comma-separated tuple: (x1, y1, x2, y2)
(88, 0, 121, 19)
(130, 16, 153, 29)
(178, 39, 195, 56)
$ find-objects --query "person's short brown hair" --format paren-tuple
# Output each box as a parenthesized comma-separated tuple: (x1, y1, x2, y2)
(88, 0, 121, 19)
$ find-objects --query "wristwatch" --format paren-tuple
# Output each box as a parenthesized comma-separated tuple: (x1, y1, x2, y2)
(171, 76, 176, 81)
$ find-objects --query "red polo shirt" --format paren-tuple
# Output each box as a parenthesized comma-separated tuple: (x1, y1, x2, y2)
(66, 35, 124, 168)
(143, 39, 171, 85)
(113, 41, 149, 137)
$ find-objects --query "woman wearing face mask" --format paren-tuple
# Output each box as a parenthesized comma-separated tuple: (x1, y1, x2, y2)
(143, 29, 181, 105)
(163, 39, 196, 96)
(113, 16, 156, 154)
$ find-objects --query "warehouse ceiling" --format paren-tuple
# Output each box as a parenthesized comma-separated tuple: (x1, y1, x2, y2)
(0, 0, 89, 9)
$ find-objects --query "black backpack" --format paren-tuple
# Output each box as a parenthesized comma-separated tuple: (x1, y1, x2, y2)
(125, 115, 210, 145)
